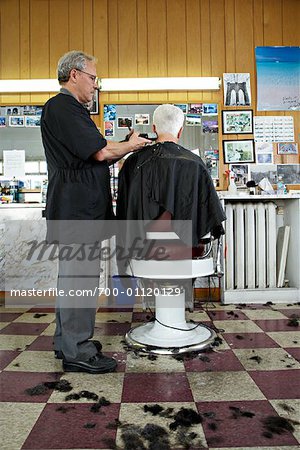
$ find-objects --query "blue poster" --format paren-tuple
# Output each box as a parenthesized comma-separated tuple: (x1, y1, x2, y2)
(255, 46, 300, 111)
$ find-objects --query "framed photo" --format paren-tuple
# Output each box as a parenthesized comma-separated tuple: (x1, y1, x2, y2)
(23, 105, 43, 116)
(9, 116, 25, 127)
(256, 152, 273, 164)
(188, 103, 202, 114)
(202, 119, 218, 133)
(117, 117, 133, 129)
(89, 91, 99, 115)
(222, 110, 253, 134)
(223, 73, 251, 106)
(277, 143, 298, 155)
(223, 139, 255, 164)
(135, 114, 149, 125)
(202, 103, 218, 115)
(104, 121, 115, 137)
(255, 142, 273, 153)
(173, 104, 188, 114)
(229, 164, 250, 187)
(25, 115, 41, 127)
(186, 114, 201, 126)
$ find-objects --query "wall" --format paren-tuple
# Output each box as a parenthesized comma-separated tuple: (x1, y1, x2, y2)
(0, 0, 299, 187)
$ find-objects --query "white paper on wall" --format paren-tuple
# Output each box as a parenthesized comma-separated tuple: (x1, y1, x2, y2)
(254, 116, 294, 142)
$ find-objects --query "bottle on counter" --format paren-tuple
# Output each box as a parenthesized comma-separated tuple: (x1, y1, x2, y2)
(41, 179, 48, 203)
(9, 177, 19, 203)
(228, 175, 238, 195)
(276, 175, 287, 195)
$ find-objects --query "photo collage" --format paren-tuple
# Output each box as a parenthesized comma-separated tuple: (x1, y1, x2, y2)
(103, 102, 220, 180)
(222, 72, 299, 187)
(0, 105, 42, 128)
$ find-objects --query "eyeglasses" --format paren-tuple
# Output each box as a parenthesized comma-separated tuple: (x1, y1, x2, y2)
(76, 69, 98, 84)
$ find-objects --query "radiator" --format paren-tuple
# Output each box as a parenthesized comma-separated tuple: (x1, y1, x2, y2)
(225, 202, 277, 290)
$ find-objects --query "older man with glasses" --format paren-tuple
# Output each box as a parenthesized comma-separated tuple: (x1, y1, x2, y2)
(41, 50, 150, 374)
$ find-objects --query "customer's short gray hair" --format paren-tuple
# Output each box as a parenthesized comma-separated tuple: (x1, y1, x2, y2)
(57, 50, 97, 83)
(153, 104, 184, 137)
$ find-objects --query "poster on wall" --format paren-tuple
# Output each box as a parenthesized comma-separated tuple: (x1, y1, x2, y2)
(223, 73, 251, 106)
(277, 143, 298, 155)
(249, 164, 277, 184)
(104, 104, 116, 121)
(255, 46, 300, 111)
(277, 165, 300, 184)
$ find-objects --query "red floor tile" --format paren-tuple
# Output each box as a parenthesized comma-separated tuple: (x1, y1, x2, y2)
(27, 308, 55, 313)
(0, 350, 21, 370)
(285, 347, 300, 362)
(250, 370, 300, 399)
(254, 319, 299, 332)
(22, 402, 120, 449)
(0, 312, 23, 322)
(106, 352, 127, 372)
(97, 306, 133, 312)
(197, 400, 299, 448)
(0, 371, 62, 402)
(184, 349, 244, 372)
(26, 335, 54, 352)
(122, 372, 193, 402)
(276, 308, 300, 317)
(223, 332, 279, 349)
(94, 322, 132, 335)
(0, 322, 49, 335)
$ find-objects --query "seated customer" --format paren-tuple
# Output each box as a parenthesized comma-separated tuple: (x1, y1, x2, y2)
(116, 103, 225, 258)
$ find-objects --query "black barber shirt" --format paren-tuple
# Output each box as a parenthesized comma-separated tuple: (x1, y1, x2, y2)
(117, 141, 226, 251)
(41, 91, 114, 242)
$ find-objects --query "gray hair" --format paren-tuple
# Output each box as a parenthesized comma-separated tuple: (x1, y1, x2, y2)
(153, 104, 184, 137)
(57, 50, 97, 83)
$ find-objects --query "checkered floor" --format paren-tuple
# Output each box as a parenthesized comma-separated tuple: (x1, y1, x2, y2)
(0, 301, 300, 450)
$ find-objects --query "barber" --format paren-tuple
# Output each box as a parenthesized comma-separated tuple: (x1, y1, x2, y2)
(41, 50, 150, 374)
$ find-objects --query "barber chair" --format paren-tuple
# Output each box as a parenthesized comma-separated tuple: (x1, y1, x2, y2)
(124, 212, 217, 355)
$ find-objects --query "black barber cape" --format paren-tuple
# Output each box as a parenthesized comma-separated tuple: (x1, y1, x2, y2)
(41, 92, 115, 243)
(116, 141, 226, 263)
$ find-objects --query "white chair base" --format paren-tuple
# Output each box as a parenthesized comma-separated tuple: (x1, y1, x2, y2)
(125, 289, 216, 355)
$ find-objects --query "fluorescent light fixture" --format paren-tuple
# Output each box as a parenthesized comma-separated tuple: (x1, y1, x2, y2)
(0, 76, 220, 93)
(0, 79, 60, 93)
(99, 77, 221, 91)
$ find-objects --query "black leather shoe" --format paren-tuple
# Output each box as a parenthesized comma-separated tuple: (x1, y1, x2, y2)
(63, 353, 117, 374)
(54, 340, 102, 360)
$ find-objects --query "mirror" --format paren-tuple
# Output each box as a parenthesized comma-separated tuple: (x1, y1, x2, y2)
(102, 102, 220, 181)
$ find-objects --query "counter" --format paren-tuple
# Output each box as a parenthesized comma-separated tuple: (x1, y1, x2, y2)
(0, 204, 109, 296)
(0, 203, 46, 208)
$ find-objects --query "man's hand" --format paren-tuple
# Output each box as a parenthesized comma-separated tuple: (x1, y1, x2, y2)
(93, 131, 151, 162)
(128, 131, 151, 151)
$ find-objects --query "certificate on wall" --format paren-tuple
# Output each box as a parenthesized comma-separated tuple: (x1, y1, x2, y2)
(254, 116, 294, 142)
(3, 150, 25, 178)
